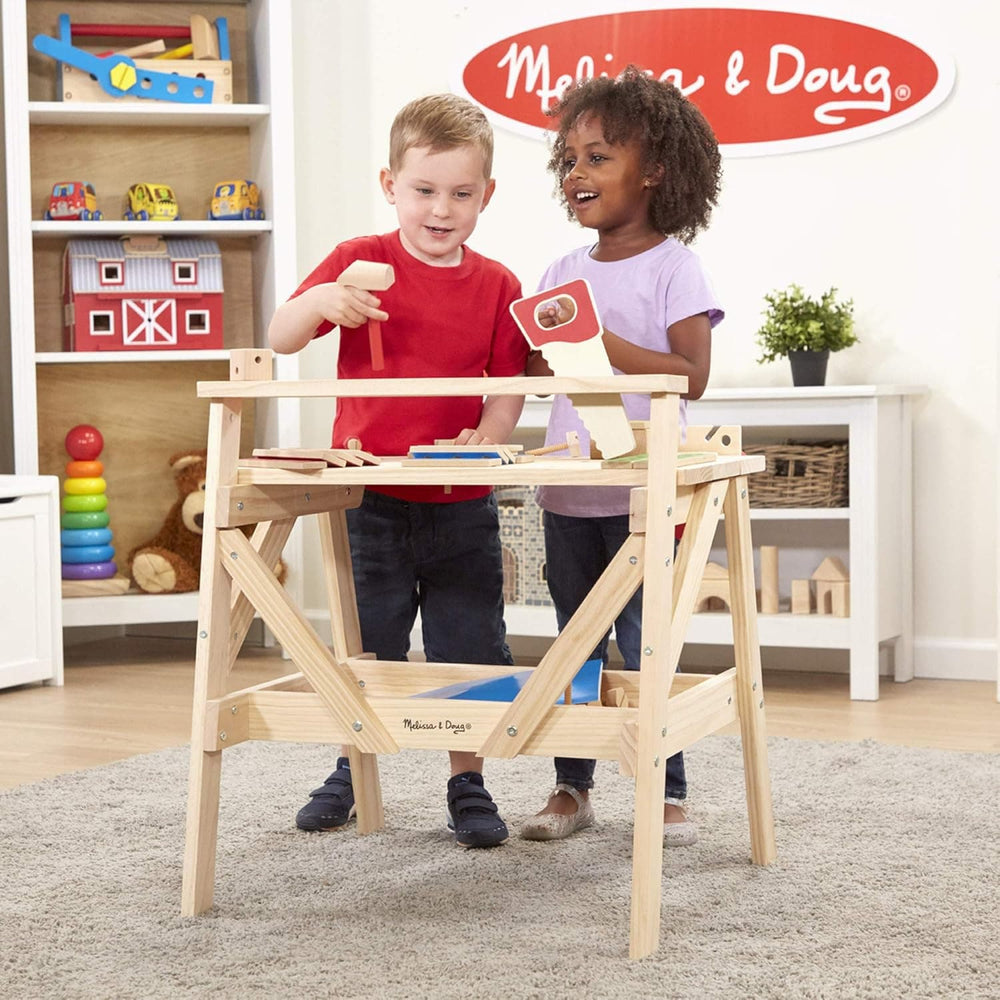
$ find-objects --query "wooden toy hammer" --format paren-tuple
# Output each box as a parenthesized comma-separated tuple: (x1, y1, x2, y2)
(336, 260, 394, 371)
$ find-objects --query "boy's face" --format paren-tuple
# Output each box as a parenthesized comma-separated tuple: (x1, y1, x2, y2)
(380, 144, 495, 267)
(560, 114, 657, 235)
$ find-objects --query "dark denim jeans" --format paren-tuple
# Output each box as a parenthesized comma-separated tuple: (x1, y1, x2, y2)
(346, 490, 513, 667)
(544, 509, 687, 800)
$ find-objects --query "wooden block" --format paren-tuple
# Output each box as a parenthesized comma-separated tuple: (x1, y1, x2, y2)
(230, 350, 273, 381)
(190, 14, 220, 60)
(239, 457, 327, 471)
(760, 545, 779, 614)
(62, 574, 130, 598)
(830, 580, 850, 617)
(696, 561, 730, 612)
(683, 424, 743, 455)
(791, 579, 812, 614)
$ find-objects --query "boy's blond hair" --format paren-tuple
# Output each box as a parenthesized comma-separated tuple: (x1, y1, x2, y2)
(388, 94, 494, 179)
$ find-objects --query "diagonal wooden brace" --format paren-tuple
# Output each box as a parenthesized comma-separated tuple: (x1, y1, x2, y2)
(217, 528, 397, 754)
(667, 478, 730, 682)
(227, 517, 296, 672)
(478, 533, 645, 759)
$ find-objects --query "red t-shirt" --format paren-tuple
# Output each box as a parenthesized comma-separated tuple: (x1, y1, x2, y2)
(291, 231, 528, 502)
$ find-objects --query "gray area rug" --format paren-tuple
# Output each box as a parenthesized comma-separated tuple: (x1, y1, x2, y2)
(2, 735, 998, 1000)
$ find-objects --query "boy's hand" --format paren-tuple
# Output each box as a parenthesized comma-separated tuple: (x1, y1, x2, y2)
(306, 281, 389, 329)
(448, 428, 494, 445)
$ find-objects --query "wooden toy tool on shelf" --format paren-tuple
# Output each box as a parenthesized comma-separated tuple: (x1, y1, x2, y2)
(33, 13, 232, 105)
(181, 350, 774, 960)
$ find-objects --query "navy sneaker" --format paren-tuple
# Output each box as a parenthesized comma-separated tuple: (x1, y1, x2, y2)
(295, 758, 356, 831)
(446, 772, 509, 848)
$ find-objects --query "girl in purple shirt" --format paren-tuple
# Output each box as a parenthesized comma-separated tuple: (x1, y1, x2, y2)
(522, 67, 724, 846)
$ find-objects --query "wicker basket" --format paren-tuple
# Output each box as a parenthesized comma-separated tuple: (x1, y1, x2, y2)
(744, 441, 849, 508)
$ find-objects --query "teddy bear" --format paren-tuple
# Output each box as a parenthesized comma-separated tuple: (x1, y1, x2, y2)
(128, 449, 211, 593)
(129, 448, 288, 594)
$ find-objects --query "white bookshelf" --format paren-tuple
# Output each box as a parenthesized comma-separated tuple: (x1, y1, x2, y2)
(2, 0, 302, 630)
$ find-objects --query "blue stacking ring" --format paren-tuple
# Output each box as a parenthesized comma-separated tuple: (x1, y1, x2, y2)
(62, 544, 116, 564)
(61, 528, 113, 547)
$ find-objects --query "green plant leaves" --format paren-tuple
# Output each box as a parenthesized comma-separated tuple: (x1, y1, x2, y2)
(755, 284, 858, 364)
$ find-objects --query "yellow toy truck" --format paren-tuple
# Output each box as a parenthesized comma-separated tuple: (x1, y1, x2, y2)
(124, 182, 179, 222)
(209, 179, 263, 220)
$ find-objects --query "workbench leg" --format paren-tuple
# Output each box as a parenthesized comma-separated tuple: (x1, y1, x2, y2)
(182, 399, 243, 915)
(318, 507, 385, 833)
(724, 476, 776, 866)
(629, 390, 679, 959)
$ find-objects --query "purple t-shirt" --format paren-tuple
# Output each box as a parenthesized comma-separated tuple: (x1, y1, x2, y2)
(535, 238, 724, 517)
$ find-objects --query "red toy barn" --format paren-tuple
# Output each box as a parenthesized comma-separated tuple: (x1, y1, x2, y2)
(62, 236, 224, 351)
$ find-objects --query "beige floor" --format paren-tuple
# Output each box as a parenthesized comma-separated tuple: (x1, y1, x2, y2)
(0, 635, 997, 790)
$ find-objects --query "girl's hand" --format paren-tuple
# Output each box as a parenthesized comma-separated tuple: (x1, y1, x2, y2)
(535, 295, 576, 328)
(305, 281, 388, 329)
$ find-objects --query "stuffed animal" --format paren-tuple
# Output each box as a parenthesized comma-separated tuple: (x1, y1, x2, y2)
(129, 450, 210, 593)
(129, 448, 288, 594)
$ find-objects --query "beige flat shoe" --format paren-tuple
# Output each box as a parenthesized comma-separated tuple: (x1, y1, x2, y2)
(663, 796, 698, 847)
(520, 783, 595, 841)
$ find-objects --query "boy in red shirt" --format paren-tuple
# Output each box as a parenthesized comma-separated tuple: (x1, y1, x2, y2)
(269, 94, 528, 847)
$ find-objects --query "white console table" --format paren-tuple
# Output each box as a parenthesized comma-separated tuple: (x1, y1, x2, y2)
(687, 386, 926, 700)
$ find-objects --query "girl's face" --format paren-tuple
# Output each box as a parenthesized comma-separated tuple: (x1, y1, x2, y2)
(560, 114, 658, 240)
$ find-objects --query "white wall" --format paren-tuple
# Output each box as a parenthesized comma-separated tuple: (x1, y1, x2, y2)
(289, 0, 998, 680)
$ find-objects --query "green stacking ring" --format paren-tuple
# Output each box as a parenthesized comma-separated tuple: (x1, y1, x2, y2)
(61, 510, 111, 529)
(62, 493, 108, 512)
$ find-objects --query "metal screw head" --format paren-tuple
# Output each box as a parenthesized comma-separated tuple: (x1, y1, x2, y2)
(352, 721, 363, 732)
(199, 630, 207, 639)
(713, 496, 720, 506)
(653, 756, 660, 767)
(230, 705, 238, 715)
(230, 551, 238, 559)
(506, 725, 518, 737)
(759, 699, 764, 709)
(661, 727, 667, 737)
(741, 489, 747, 499)
(219, 731, 227, 742)
(237, 501, 245, 510)
(358, 679, 366, 688)
(305, 492, 311, 501)
(752, 681, 757, 690)
(643, 646, 653, 656)
(666, 506, 673, 517)
(665, 557, 671, 567)
(629, 555, 638, 565)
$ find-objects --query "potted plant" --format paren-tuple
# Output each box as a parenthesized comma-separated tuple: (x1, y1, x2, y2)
(755, 284, 858, 386)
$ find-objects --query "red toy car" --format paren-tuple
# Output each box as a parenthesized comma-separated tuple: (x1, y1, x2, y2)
(45, 180, 103, 221)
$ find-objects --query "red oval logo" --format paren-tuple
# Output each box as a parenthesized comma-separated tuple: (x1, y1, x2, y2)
(455, 9, 953, 155)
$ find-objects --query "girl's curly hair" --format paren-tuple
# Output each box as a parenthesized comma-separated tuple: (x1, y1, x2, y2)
(546, 66, 722, 244)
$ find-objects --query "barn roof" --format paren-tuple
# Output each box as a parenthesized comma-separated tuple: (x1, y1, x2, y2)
(65, 238, 224, 294)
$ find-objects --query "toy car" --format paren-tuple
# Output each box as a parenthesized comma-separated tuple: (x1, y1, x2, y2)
(124, 182, 180, 222)
(45, 181, 103, 220)
(209, 179, 264, 220)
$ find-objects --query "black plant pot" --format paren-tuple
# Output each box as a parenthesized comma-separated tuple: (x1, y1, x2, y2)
(788, 349, 829, 386)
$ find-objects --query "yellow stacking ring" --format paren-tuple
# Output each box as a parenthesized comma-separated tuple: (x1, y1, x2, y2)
(62, 493, 108, 512)
(64, 476, 107, 495)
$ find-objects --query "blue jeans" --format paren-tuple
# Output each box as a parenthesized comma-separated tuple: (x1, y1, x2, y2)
(346, 491, 513, 667)
(544, 510, 687, 800)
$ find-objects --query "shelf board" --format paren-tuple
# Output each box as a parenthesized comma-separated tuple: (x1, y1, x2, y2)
(29, 101, 270, 127)
(62, 590, 200, 628)
(37, 350, 230, 364)
(32, 220, 272, 239)
(503, 603, 853, 648)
